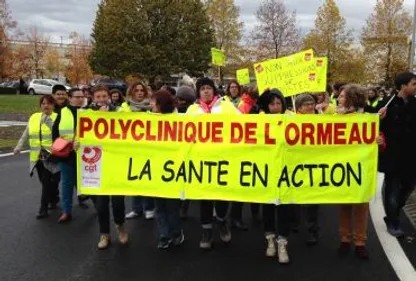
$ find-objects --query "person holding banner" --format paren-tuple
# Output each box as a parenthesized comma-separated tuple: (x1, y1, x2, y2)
(293, 94, 320, 245)
(121, 82, 155, 221)
(315, 91, 336, 115)
(149, 90, 185, 249)
(330, 82, 345, 106)
(83, 84, 129, 249)
(380, 72, 416, 238)
(186, 77, 239, 250)
(252, 89, 291, 264)
(336, 84, 386, 259)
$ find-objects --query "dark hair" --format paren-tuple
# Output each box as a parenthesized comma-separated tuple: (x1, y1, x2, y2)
(226, 80, 242, 97)
(152, 90, 175, 113)
(341, 84, 367, 109)
(394, 72, 416, 91)
(40, 94, 56, 106)
(68, 88, 82, 97)
(109, 88, 124, 100)
(52, 84, 67, 94)
(91, 84, 109, 96)
(256, 88, 286, 114)
(333, 82, 346, 92)
(127, 81, 148, 99)
(247, 83, 259, 100)
(167, 86, 176, 96)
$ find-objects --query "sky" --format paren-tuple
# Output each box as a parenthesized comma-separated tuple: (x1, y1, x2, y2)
(7, 0, 416, 43)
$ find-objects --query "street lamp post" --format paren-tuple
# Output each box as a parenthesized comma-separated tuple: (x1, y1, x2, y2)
(409, 0, 416, 72)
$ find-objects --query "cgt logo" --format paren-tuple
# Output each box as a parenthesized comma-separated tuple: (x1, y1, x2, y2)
(82, 147, 102, 173)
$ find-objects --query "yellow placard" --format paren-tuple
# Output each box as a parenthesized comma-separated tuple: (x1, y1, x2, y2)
(236, 68, 250, 85)
(311, 57, 328, 93)
(211, 48, 225, 67)
(77, 111, 379, 204)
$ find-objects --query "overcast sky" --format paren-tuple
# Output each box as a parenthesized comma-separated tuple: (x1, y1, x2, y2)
(8, 0, 416, 43)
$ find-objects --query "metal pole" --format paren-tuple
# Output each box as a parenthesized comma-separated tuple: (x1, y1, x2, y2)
(409, 0, 416, 72)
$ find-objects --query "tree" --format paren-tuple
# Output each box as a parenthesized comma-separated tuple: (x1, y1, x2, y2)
(0, 0, 17, 78)
(303, 0, 353, 83)
(252, 0, 299, 60)
(44, 48, 62, 79)
(361, 0, 412, 85)
(66, 31, 92, 86)
(26, 26, 49, 78)
(90, 0, 214, 82)
(204, 0, 243, 78)
(7, 45, 32, 79)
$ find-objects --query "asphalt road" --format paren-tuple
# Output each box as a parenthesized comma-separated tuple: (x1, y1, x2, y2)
(0, 154, 405, 281)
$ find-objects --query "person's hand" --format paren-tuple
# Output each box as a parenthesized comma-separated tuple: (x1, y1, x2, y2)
(376, 135, 385, 146)
(99, 106, 108, 112)
(73, 141, 80, 151)
(13, 148, 20, 155)
(378, 107, 387, 119)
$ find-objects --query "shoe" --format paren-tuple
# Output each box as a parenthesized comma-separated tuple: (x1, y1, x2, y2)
(98, 234, 111, 249)
(199, 229, 213, 250)
(36, 208, 49, 219)
(306, 230, 319, 246)
(48, 203, 57, 210)
(125, 211, 141, 219)
(265, 234, 277, 257)
(277, 238, 290, 264)
(172, 230, 185, 246)
(116, 224, 129, 245)
(158, 237, 172, 249)
(218, 220, 231, 243)
(338, 242, 350, 257)
(355, 246, 369, 260)
(57, 213, 72, 223)
(145, 210, 155, 220)
(384, 217, 405, 237)
(231, 220, 249, 231)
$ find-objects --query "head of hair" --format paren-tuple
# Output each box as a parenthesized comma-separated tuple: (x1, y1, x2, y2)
(394, 72, 416, 91)
(40, 94, 56, 106)
(256, 88, 286, 114)
(340, 84, 367, 109)
(295, 93, 316, 110)
(127, 81, 148, 99)
(167, 86, 176, 96)
(333, 82, 346, 92)
(91, 84, 109, 96)
(52, 84, 67, 94)
(109, 88, 124, 101)
(152, 90, 175, 113)
(247, 83, 259, 100)
(195, 77, 217, 97)
(226, 80, 242, 97)
(68, 88, 82, 98)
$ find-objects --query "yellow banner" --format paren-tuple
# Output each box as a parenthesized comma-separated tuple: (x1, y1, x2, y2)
(253, 50, 328, 96)
(211, 48, 225, 67)
(77, 111, 379, 204)
(311, 57, 328, 93)
(236, 68, 250, 85)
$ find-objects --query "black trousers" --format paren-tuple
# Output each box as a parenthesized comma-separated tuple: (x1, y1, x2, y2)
(200, 200, 229, 226)
(383, 173, 416, 225)
(230, 202, 260, 221)
(36, 161, 60, 209)
(290, 205, 320, 232)
(95, 195, 125, 234)
(263, 204, 291, 237)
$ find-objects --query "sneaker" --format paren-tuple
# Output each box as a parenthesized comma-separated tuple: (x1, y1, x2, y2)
(116, 224, 129, 245)
(57, 213, 72, 224)
(145, 210, 155, 220)
(199, 229, 213, 250)
(384, 217, 405, 237)
(158, 237, 172, 249)
(98, 234, 111, 249)
(231, 220, 249, 231)
(172, 230, 185, 246)
(36, 208, 49, 219)
(355, 246, 369, 260)
(218, 220, 232, 243)
(306, 230, 319, 246)
(125, 211, 141, 220)
(338, 242, 350, 257)
(277, 238, 290, 264)
(265, 234, 277, 257)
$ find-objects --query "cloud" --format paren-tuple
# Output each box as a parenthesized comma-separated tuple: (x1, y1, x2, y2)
(8, 0, 416, 43)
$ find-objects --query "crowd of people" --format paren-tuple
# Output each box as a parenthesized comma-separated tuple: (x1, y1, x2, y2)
(12, 71, 416, 264)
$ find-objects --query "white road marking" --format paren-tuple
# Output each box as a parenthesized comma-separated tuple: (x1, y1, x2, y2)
(0, 150, 29, 158)
(370, 172, 416, 281)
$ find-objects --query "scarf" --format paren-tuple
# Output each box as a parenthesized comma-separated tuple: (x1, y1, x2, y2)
(128, 98, 151, 112)
(199, 96, 219, 113)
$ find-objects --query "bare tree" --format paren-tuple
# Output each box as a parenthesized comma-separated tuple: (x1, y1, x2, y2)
(252, 0, 299, 60)
(26, 26, 49, 78)
(0, 0, 17, 78)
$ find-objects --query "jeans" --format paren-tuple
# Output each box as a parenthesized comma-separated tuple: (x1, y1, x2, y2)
(383, 173, 416, 226)
(95, 195, 125, 234)
(131, 196, 154, 213)
(263, 204, 291, 238)
(155, 198, 182, 239)
(339, 203, 369, 246)
(36, 161, 60, 210)
(200, 200, 229, 228)
(58, 161, 75, 214)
